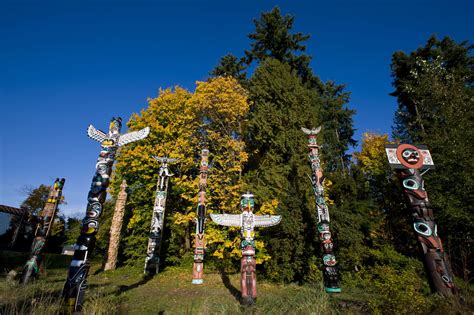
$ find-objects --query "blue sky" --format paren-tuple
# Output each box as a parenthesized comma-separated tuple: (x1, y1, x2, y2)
(0, 0, 472, 217)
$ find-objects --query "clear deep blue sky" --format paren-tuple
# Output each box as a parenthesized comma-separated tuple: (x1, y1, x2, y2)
(1, 0, 472, 217)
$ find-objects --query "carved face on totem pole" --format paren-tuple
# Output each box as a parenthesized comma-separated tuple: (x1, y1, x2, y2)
(384, 143, 455, 295)
(384, 144, 434, 171)
(241, 193, 255, 243)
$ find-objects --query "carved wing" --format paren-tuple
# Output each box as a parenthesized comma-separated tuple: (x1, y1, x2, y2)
(254, 215, 281, 227)
(118, 127, 150, 146)
(87, 125, 107, 143)
(301, 126, 322, 135)
(210, 214, 241, 227)
(153, 156, 179, 163)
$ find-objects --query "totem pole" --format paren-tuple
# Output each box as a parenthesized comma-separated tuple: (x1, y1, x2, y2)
(211, 193, 281, 305)
(62, 117, 149, 311)
(20, 178, 65, 284)
(385, 144, 455, 296)
(302, 127, 341, 293)
(104, 180, 128, 271)
(192, 149, 209, 284)
(144, 156, 179, 275)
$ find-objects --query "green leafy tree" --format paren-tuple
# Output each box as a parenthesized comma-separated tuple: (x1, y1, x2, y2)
(10, 184, 66, 251)
(64, 217, 80, 245)
(353, 133, 415, 258)
(111, 77, 251, 268)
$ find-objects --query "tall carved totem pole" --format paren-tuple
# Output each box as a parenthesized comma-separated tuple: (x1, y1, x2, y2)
(385, 144, 455, 296)
(104, 179, 128, 271)
(21, 178, 65, 284)
(144, 156, 179, 275)
(211, 193, 281, 305)
(302, 127, 341, 293)
(192, 149, 209, 284)
(62, 117, 149, 311)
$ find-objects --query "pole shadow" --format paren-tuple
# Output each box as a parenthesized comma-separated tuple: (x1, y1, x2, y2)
(217, 265, 241, 303)
(114, 274, 153, 296)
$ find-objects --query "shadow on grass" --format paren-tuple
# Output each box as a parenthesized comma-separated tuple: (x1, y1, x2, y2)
(114, 274, 153, 296)
(217, 265, 241, 303)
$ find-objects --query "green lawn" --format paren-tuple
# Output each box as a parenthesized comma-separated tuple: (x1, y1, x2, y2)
(0, 252, 342, 314)
(1, 252, 471, 314)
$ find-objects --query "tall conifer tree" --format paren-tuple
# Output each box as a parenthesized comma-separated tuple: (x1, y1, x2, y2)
(391, 35, 474, 280)
(245, 58, 320, 282)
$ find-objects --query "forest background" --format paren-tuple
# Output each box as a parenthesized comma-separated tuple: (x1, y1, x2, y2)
(2, 5, 473, 314)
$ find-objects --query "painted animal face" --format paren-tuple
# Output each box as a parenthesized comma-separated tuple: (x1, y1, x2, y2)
(243, 212, 253, 227)
(401, 148, 420, 165)
(240, 194, 255, 211)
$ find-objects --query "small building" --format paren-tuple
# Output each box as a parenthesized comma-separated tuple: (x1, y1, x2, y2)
(62, 244, 75, 256)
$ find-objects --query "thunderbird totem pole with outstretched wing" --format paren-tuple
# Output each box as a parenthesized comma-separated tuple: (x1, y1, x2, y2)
(385, 143, 455, 296)
(62, 117, 149, 312)
(211, 193, 281, 305)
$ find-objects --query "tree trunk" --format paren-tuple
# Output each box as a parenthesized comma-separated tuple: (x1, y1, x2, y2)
(104, 180, 128, 271)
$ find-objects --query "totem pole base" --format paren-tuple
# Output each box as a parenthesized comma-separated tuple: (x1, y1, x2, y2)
(192, 260, 204, 284)
(241, 297, 256, 306)
(324, 287, 341, 293)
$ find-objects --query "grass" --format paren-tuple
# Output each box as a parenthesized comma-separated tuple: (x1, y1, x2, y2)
(1, 251, 472, 314)
(0, 252, 332, 314)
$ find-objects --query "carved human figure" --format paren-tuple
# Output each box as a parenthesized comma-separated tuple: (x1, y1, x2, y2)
(192, 149, 209, 284)
(21, 178, 65, 284)
(144, 156, 179, 275)
(211, 193, 281, 305)
(302, 127, 341, 293)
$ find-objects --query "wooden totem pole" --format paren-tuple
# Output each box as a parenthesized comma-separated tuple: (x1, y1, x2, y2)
(211, 193, 281, 305)
(385, 144, 455, 296)
(62, 117, 149, 312)
(104, 180, 128, 271)
(21, 178, 65, 284)
(302, 127, 341, 293)
(192, 149, 209, 284)
(144, 156, 179, 275)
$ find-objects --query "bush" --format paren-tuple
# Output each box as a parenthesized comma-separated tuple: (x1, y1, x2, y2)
(365, 265, 429, 314)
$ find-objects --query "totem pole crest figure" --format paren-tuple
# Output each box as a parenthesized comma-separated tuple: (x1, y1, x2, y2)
(192, 149, 209, 284)
(144, 156, 179, 275)
(62, 117, 149, 312)
(385, 143, 455, 296)
(21, 178, 65, 284)
(302, 126, 341, 293)
(211, 193, 281, 305)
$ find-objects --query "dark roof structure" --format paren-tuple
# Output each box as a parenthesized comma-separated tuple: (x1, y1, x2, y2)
(0, 204, 26, 216)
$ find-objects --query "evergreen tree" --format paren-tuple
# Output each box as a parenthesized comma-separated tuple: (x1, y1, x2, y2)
(245, 58, 320, 282)
(244, 7, 356, 172)
(210, 53, 247, 84)
(390, 35, 474, 280)
(320, 81, 357, 172)
(245, 6, 312, 80)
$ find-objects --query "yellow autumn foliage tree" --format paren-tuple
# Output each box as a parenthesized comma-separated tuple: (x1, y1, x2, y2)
(354, 132, 395, 177)
(111, 77, 258, 266)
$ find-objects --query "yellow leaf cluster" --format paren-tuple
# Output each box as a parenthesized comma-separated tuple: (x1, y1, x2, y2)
(257, 199, 279, 215)
(112, 77, 250, 262)
(354, 133, 395, 177)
